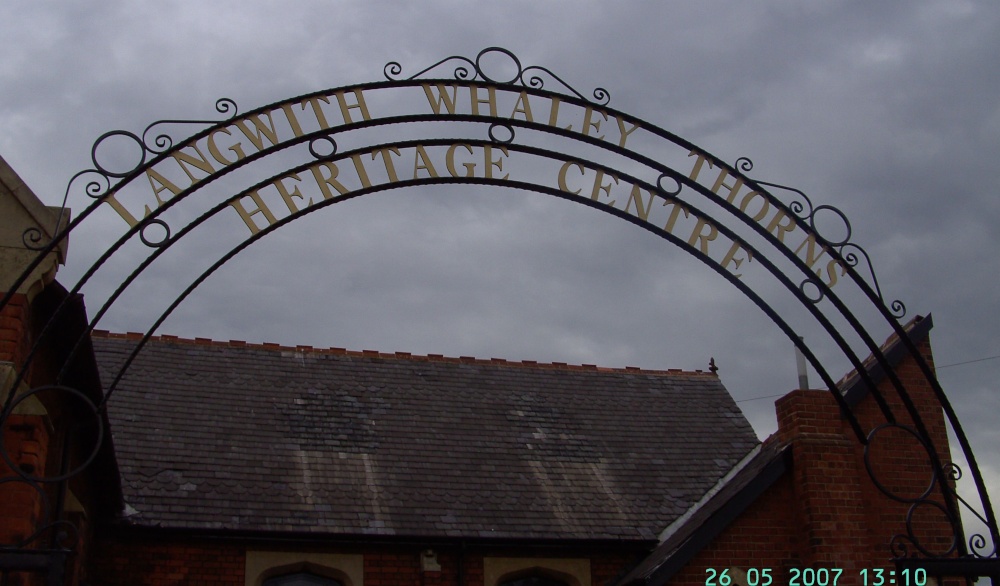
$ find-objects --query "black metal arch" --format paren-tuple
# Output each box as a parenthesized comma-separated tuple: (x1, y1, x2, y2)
(1, 47, 996, 581)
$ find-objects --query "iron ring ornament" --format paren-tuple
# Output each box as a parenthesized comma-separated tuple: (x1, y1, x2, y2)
(488, 122, 516, 145)
(307, 135, 340, 160)
(3, 47, 997, 581)
(656, 170, 683, 197)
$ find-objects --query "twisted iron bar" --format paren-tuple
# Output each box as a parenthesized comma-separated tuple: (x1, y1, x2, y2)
(384, 47, 611, 105)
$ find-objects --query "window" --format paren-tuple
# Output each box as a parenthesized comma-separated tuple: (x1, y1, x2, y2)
(263, 572, 344, 586)
(484, 558, 588, 586)
(245, 552, 362, 586)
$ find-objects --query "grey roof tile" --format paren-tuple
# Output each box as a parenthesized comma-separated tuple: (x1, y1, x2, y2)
(93, 333, 758, 541)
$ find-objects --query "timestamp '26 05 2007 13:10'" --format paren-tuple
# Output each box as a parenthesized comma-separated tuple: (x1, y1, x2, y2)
(705, 567, 929, 586)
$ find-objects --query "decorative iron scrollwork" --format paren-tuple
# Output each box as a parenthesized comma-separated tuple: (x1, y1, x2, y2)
(52, 97, 243, 250)
(141, 98, 239, 154)
(21, 227, 47, 251)
(735, 157, 906, 318)
(863, 423, 971, 559)
(384, 47, 611, 106)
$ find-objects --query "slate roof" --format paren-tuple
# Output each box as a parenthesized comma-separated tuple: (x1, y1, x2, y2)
(93, 332, 759, 541)
(614, 441, 791, 584)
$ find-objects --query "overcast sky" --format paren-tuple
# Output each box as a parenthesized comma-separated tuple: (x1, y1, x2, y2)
(2, 0, 998, 554)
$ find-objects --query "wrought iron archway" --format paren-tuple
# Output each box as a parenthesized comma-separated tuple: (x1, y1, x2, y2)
(1, 47, 997, 584)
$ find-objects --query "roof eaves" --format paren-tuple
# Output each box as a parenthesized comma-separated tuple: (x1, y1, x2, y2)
(616, 443, 791, 586)
(656, 444, 763, 543)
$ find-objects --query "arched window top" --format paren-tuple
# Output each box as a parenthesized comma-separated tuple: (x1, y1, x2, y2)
(263, 572, 344, 586)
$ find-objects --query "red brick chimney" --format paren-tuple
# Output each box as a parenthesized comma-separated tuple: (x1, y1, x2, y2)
(775, 317, 956, 571)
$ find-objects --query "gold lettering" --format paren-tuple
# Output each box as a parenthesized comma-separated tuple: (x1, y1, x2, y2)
(582, 107, 608, 141)
(274, 173, 310, 213)
(144, 168, 182, 214)
(557, 161, 585, 195)
(309, 162, 350, 199)
(469, 85, 498, 117)
(738, 191, 769, 222)
(624, 184, 655, 221)
(661, 200, 690, 234)
(280, 103, 305, 137)
(301, 96, 333, 129)
(547, 96, 571, 131)
(229, 191, 278, 235)
(766, 209, 797, 243)
(510, 91, 534, 122)
(350, 154, 373, 189)
(234, 112, 282, 152)
(687, 150, 714, 182)
(615, 116, 640, 148)
(206, 128, 245, 166)
(422, 84, 460, 115)
(823, 259, 847, 288)
(710, 169, 744, 205)
(793, 233, 826, 269)
(334, 89, 372, 123)
(446, 143, 476, 178)
(688, 218, 719, 254)
(171, 144, 215, 184)
(721, 241, 753, 278)
(412, 145, 439, 178)
(371, 147, 401, 182)
(102, 193, 140, 228)
(484, 145, 509, 180)
(590, 169, 618, 205)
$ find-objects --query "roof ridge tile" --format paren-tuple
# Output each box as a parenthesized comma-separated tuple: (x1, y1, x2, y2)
(90, 331, 717, 376)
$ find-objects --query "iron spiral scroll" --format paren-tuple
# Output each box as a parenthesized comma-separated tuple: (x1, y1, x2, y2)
(1, 47, 998, 583)
(733, 156, 906, 319)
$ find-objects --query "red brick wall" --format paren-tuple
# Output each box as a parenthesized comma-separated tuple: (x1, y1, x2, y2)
(90, 536, 644, 586)
(852, 335, 955, 559)
(1, 293, 50, 551)
(0, 294, 30, 366)
(667, 471, 801, 586)
(593, 551, 646, 585)
(91, 537, 245, 585)
(663, 327, 954, 586)
(0, 414, 51, 547)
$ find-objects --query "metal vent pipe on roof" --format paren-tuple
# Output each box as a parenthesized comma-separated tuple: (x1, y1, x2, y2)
(795, 337, 809, 390)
